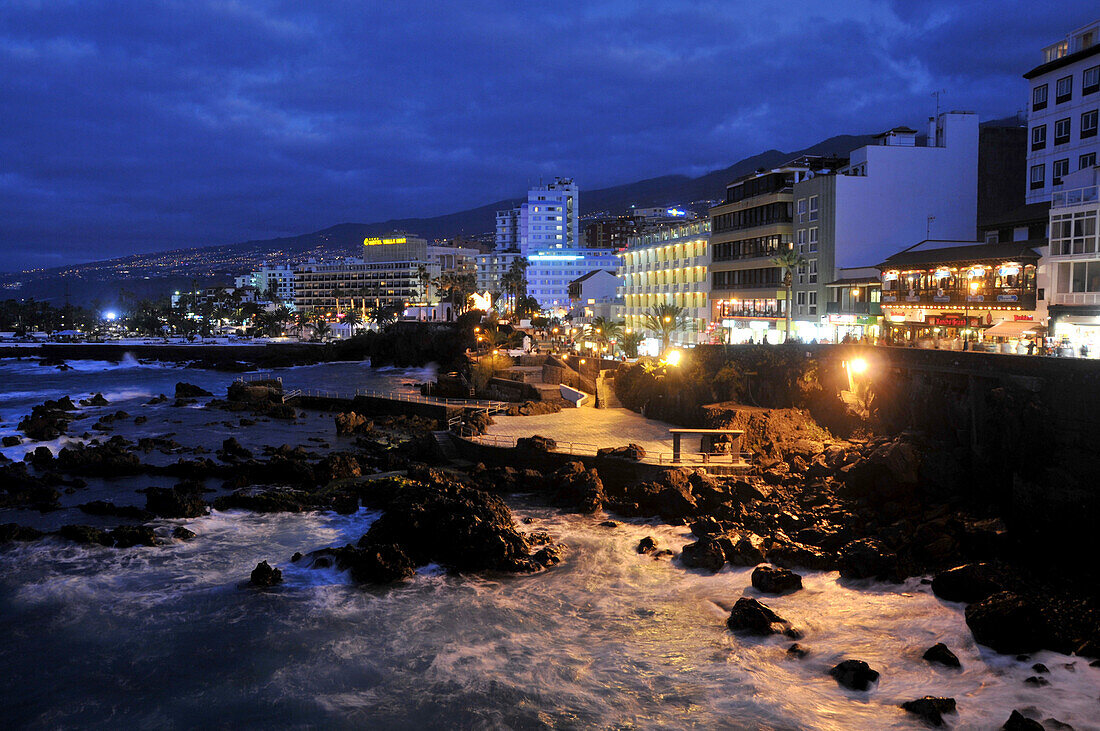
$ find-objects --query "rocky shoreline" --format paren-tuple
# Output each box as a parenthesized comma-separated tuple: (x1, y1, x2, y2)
(1, 375, 1097, 728)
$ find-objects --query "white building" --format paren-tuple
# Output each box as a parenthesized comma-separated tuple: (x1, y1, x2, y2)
(789, 112, 979, 340)
(567, 269, 621, 320)
(618, 218, 711, 348)
(526, 248, 620, 313)
(1024, 19, 1100, 204)
(235, 263, 296, 305)
(1046, 165, 1100, 355)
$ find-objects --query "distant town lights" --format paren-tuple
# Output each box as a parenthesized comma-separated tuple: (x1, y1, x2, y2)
(104, 311, 117, 321)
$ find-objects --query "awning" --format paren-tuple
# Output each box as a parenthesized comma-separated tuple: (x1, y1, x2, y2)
(984, 319, 1044, 338)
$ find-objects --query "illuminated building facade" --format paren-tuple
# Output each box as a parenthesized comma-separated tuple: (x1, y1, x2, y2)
(1047, 166, 1100, 355)
(878, 240, 1040, 349)
(293, 234, 476, 315)
(618, 218, 710, 348)
(234, 263, 297, 306)
(526, 248, 620, 312)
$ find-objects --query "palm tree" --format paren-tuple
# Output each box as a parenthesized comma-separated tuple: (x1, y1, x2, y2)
(586, 316, 622, 356)
(500, 257, 529, 316)
(643, 303, 686, 353)
(771, 249, 806, 343)
(311, 319, 332, 342)
(416, 264, 432, 305)
(367, 304, 399, 330)
(619, 330, 644, 358)
(344, 309, 363, 334)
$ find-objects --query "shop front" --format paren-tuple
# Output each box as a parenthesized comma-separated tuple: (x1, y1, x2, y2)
(1048, 305, 1100, 358)
(714, 297, 785, 344)
(827, 314, 881, 342)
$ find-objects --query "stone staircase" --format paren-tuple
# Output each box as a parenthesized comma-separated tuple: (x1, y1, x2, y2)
(432, 430, 458, 460)
(595, 371, 622, 409)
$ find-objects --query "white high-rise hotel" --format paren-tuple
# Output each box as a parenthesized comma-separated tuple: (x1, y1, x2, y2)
(477, 178, 619, 312)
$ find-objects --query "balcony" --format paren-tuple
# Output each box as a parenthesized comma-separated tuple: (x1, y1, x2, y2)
(880, 291, 1036, 310)
(1052, 185, 1100, 208)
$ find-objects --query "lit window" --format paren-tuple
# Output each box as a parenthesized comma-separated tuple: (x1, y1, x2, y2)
(1056, 75, 1073, 103)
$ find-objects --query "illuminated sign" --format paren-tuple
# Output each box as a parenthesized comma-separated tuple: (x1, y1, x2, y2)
(934, 268, 951, 279)
(883, 271, 899, 281)
(364, 237, 408, 246)
(998, 265, 1020, 277)
(666, 208, 687, 217)
(968, 265, 986, 277)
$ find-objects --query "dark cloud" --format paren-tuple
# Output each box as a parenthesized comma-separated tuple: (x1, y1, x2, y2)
(0, 0, 1093, 269)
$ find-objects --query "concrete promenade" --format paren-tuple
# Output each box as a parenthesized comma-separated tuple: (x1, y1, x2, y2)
(482, 406, 679, 460)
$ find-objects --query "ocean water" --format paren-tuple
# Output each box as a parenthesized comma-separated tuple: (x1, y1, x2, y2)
(0, 358, 1097, 729)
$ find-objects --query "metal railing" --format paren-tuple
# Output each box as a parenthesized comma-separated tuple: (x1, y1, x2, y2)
(291, 386, 510, 411)
(459, 432, 752, 467)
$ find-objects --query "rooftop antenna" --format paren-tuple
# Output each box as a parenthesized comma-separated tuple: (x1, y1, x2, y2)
(926, 215, 936, 241)
(932, 89, 946, 117)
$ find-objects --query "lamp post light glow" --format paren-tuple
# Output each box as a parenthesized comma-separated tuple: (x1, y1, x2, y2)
(665, 349, 682, 367)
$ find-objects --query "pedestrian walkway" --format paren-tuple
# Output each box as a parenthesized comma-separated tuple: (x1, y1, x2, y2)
(482, 406, 677, 458)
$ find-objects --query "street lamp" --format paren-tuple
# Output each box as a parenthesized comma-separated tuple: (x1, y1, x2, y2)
(964, 279, 980, 346)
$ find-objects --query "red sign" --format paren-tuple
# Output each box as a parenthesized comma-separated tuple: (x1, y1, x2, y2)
(927, 314, 980, 328)
(1013, 315, 1034, 321)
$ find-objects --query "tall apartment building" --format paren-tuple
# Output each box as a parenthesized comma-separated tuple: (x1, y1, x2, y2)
(294, 234, 476, 315)
(478, 177, 580, 301)
(790, 112, 979, 340)
(234, 263, 297, 305)
(618, 218, 710, 349)
(526, 248, 621, 312)
(708, 158, 837, 343)
(1024, 19, 1100, 203)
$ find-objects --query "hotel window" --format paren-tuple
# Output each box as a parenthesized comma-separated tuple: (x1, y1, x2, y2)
(808, 291, 817, 315)
(797, 263, 806, 285)
(1082, 110, 1098, 139)
(1056, 75, 1073, 104)
(797, 198, 807, 223)
(1030, 163, 1045, 190)
(1033, 84, 1048, 111)
(1085, 65, 1100, 95)
(796, 229, 806, 253)
(1032, 124, 1047, 150)
(1055, 118, 1071, 145)
(809, 259, 818, 284)
(1053, 158, 1069, 185)
(808, 227, 818, 252)
(1083, 152, 1098, 169)
(808, 196, 819, 221)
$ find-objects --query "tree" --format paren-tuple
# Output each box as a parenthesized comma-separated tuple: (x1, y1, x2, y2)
(416, 264, 432, 304)
(367, 304, 399, 330)
(344, 309, 363, 334)
(771, 249, 806, 343)
(311, 319, 332, 342)
(586, 316, 622, 355)
(500, 257, 529, 316)
(433, 270, 477, 316)
(619, 330, 644, 358)
(643, 303, 686, 353)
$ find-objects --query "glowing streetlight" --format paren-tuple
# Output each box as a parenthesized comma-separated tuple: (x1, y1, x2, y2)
(665, 349, 682, 366)
(103, 311, 117, 321)
(848, 357, 867, 374)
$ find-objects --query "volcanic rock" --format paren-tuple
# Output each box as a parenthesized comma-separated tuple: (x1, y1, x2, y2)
(828, 659, 880, 691)
(751, 565, 803, 594)
(922, 642, 961, 668)
(680, 537, 726, 572)
(636, 536, 658, 554)
(596, 443, 646, 460)
(548, 462, 604, 513)
(837, 537, 897, 580)
(900, 696, 956, 726)
(965, 591, 1048, 654)
(726, 597, 796, 637)
(516, 435, 556, 451)
(110, 525, 158, 548)
(175, 382, 213, 398)
(58, 524, 114, 546)
(931, 563, 1003, 603)
(249, 560, 283, 587)
(2, 436, 21, 447)
(144, 485, 208, 518)
(1001, 710, 1044, 730)
(0, 523, 45, 542)
(786, 643, 809, 658)
(172, 526, 197, 541)
(334, 411, 372, 435)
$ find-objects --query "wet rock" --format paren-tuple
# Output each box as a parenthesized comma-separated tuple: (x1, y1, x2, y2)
(596, 443, 646, 460)
(347, 543, 416, 584)
(723, 531, 768, 566)
(78, 500, 153, 521)
(681, 536, 726, 573)
(786, 643, 809, 658)
(316, 453, 362, 484)
(1031, 662, 1049, 674)
(828, 659, 880, 691)
(358, 477, 534, 573)
(516, 435, 556, 451)
(767, 539, 835, 572)
(249, 560, 283, 587)
(0, 523, 45, 542)
(965, 592, 1048, 655)
(334, 411, 372, 436)
(837, 537, 897, 580)
(213, 487, 315, 513)
(19, 398, 79, 441)
(144, 485, 208, 518)
(175, 382, 213, 398)
(172, 526, 197, 541)
(110, 525, 158, 548)
(751, 565, 803, 594)
(598, 520, 620, 528)
(548, 462, 605, 513)
(1023, 675, 1049, 687)
(532, 543, 565, 567)
(29, 446, 54, 468)
(55, 441, 142, 476)
(504, 400, 562, 417)
(218, 437, 253, 461)
(1001, 710, 1044, 730)
(931, 563, 1003, 603)
(1, 436, 20, 447)
(900, 696, 956, 727)
(636, 536, 658, 554)
(332, 492, 359, 515)
(922, 642, 961, 668)
(59, 524, 114, 546)
(726, 597, 797, 637)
